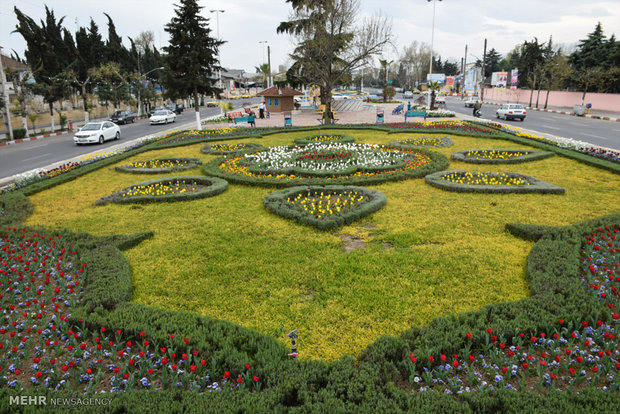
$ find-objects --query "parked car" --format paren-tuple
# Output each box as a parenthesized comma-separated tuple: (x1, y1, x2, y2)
(496, 104, 527, 121)
(206, 101, 219, 107)
(149, 110, 176, 125)
(73, 121, 120, 145)
(435, 95, 447, 104)
(166, 103, 184, 114)
(110, 110, 135, 125)
(403, 91, 414, 99)
(464, 97, 480, 108)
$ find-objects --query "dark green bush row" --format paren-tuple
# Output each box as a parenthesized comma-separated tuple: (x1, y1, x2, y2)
(263, 185, 387, 230)
(0, 192, 33, 227)
(451, 149, 555, 164)
(424, 170, 566, 194)
(93, 176, 229, 205)
(201, 142, 263, 155)
(293, 134, 355, 145)
(202, 149, 449, 188)
(113, 157, 202, 174)
(389, 136, 454, 148)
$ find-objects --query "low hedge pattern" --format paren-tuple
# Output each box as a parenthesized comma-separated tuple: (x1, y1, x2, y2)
(202, 145, 449, 187)
(451, 149, 555, 164)
(389, 136, 454, 148)
(94, 176, 229, 205)
(293, 134, 355, 145)
(263, 185, 387, 230)
(425, 170, 566, 194)
(113, 157, 203, 174)
(200, 142, 263, 155)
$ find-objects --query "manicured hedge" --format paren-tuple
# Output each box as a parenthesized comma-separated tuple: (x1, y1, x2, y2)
(94, 176, 229, 205)
(201, 142, 263, 155)
(0, 192, 33, 227)
(263, 185, 387, 230)
(293, 134, 355, 145)
(424, 170, 566, 194)
(113, 157, 202, 174)
(202, 148, 450, 188)
(451, 149, 555, 164)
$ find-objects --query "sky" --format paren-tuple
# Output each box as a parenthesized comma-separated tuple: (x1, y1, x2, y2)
(1, 0, 619, 74)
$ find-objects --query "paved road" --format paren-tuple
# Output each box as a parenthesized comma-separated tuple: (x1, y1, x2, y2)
(442, 96, 620, 151)
(0, 99, 259, 183)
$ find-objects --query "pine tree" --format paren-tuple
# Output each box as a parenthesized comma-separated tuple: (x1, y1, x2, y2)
(162, 0, 223, 130)
(571, 22, 607, 70)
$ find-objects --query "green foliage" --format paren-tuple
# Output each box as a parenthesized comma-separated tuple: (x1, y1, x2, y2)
(451, 149, 555, 164)
(0, 192, 33, 227)
(94, 176, 229, 205)
(12, 128, 27, 139)
(390, 136, 454, 148)
(201, 142, 263, 155)
(263, 185, 387, 230)
(80, 244, 132, 311)
(293, 134, 355, 145)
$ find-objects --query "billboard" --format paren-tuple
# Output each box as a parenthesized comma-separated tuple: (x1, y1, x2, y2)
(510, 69, 519, 90)
(464, 68, 478, 91)
(426, 73, 446, 83)
(492, 72, 508, 89)
(445, 76, 454, 86)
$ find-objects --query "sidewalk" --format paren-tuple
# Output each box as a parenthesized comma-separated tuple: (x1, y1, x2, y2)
(480, 99, 620, 122)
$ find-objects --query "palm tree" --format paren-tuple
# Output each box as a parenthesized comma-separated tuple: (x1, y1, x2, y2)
(255, 63, 270, 89)
(428, 80, 440, 109)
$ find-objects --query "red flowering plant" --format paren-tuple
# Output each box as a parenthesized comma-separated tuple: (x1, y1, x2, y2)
(0, 227, 260, 393)
(405, 223, 619, 394)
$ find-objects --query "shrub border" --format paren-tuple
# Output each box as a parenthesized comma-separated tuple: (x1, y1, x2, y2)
(263, 185, 387, 231)
(389, 136, 454, 148)
(293, 133, 355, 145)
(113, 157, 203, 174)
(93, 175, 229, 205)
(424, 170, 566, 194)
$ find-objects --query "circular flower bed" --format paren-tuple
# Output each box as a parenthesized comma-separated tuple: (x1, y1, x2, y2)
(425, 170, 565, 194)
(94, 176, 228, 205)
(201, 142, 263, 155)
(390, 136, 454, 148)
(113, 158, 202, 174)
(202, 142, 448, 187)
(451, 149, 555, 164)
(264, 185, 386, 230)
(293, 134, 355, 145)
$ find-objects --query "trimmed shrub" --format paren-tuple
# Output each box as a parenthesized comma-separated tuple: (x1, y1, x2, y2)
(201, 142, 263, 155)
(293, 134, 355, 145)
(113, 157, 202, 174)
(0, 192, 33, 227)
(94, 176, 229, 205)
(424, 170, 565, 194)
(451, 149, 555, 164)
(12, 128, 27, 139)
(263, 185, 387, 230)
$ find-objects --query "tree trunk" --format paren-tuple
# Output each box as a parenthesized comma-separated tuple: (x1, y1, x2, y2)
(21, 117, 28, 137)
(82, 84, 89, 123)
(49, 102, 55, 133)
(193, 87, 201, 131)
(535, 88, 541, 108)
(544, 89, 550, 109)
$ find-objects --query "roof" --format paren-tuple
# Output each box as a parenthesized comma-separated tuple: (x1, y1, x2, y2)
(1, 54, 29, 71)
(256, 86, 304, 97)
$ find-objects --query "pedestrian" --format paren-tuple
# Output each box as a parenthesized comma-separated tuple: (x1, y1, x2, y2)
(407, 101, 411, 111)
(259, 101, 266, 119)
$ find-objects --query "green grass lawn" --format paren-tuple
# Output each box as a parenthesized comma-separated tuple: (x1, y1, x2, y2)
(25, 128, 620, 360)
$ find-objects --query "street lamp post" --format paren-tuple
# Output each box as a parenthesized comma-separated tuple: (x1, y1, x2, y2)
(0, 46, 14, 141)
(210, 9, 225, 92)
(137, 66, 164, 117)
(259, 41, 268, 88)
(427, 0, 442, 82)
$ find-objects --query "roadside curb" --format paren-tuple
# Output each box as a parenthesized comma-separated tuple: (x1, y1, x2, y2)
(480, 101, 620, 122)
(0, 129, 75, 146)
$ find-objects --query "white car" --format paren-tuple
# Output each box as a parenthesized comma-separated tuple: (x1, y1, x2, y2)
(496, 104, 527, 121)
(464, 97, 480, 108)
(403, 91, 414, 99)
(149, 110, 176, 125)
(73, 121, 120, 145)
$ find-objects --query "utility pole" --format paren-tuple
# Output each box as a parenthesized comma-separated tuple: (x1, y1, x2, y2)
(0, 47, 13, 141)
(463, 44, 467, 97)
(480, 38, 487, 101)
(267, 45, 272, 88)
(427, 0, 442, 81)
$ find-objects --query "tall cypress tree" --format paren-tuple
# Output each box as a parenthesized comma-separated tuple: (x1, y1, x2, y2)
(162, 0, 223, 130)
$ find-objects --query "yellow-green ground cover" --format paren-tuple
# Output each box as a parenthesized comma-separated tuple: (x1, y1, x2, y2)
(25, 129, 620, 360)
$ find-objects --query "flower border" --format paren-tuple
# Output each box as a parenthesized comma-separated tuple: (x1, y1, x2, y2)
(113, 157, 203, 174)
(424, 170, 566, 194)
(293, 134, 355, 145)
(451, 149, 555, 164)
(200, 142, 263, 155)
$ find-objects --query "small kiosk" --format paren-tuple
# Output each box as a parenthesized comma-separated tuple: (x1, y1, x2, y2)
(256, 86, 304, 113)
(376, 109, 385, 123)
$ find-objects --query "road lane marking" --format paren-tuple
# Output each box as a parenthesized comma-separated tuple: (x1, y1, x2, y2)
(23, 153, 51, 162)
(543, 125, 562, 130)
(585, 134, 608, 140)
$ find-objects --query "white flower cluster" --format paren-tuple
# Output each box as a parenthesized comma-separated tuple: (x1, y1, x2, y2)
(243, 143, 408, 173)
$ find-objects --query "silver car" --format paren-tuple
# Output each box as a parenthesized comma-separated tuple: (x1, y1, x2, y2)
(496, 104, 527, 121)
(149, 110, 176, 125)
(73, 121, 120, 145)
